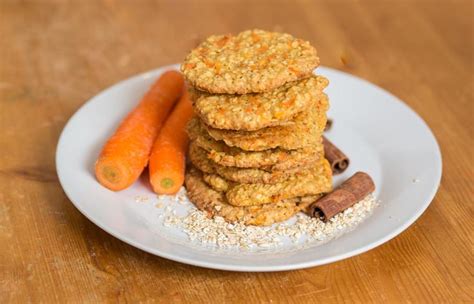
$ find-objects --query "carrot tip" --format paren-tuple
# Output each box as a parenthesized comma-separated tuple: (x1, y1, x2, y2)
(102, 166, 122, 184)
(160, 178, 175, 189)
(95, 161, 130, 191)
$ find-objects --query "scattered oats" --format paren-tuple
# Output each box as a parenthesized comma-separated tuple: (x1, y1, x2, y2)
(155, 203, 164, 209)
(134, 195, 149, 203)
(162, 193, 378, 250)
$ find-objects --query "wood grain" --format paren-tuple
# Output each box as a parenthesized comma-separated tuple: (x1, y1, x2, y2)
(1, 0, 472, 302)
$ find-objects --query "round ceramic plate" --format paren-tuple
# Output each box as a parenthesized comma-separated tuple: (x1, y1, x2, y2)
(56, 64, 442, 272)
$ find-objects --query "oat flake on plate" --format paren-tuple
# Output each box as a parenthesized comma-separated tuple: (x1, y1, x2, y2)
(162, 193, 378, 250)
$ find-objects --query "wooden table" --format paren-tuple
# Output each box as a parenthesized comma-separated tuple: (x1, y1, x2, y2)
(1, 0, 472, 302)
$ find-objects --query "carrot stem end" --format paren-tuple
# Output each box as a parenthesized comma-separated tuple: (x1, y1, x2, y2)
(160, 178, 175, 189)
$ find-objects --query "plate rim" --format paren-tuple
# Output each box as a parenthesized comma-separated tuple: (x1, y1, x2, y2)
(56, 64, 442, 272)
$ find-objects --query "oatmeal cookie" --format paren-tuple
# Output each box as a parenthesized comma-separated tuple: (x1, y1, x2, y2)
(187, 122, 323, 170)
(188, 142, 320, 184)
(192, 75, 328, 131)
(181, 29, 320, 94)
(202, 173, 231, 192)
(201, 94, 328, 151)
(185, 167, 320, 226)
(200, 159, 332, 206)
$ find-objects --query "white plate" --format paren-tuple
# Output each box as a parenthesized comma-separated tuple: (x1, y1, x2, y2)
(56, 64, 442, 272)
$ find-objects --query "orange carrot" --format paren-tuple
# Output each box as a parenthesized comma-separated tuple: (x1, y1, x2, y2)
(95, 70, 184, 191)
(149, 90, 194, 194)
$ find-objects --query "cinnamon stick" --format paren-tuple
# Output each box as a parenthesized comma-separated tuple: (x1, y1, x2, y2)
(323, 136, 349, 174)
(309, 172, 375, 222)
(324, 118, 333, 132)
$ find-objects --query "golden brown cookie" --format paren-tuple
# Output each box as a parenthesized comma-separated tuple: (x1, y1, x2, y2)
(191, 75, 328, 131)
(187, 123, 323, 170)
(185, 167, 320, 226)
(202, 173, 231, 192)
(188, 142, 319, 184)
(181, 29, 320, 94)
(199, 158, 332, 206)
(225, 158, 332, 206)
(200, 94, 328, 151)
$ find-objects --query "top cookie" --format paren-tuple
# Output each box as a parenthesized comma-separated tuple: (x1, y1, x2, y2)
(181, 29, 320, 94)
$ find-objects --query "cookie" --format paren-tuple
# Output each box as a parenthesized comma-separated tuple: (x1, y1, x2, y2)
(185, 167, 320, 226)
(202, 173, 230, 192)
(181, 29, 320, 94)
(192, 75, 328, 131)
(201, 94, 328, 151)
(187, 123, 323, 170)
(188, 142, 319, 184)
(201, 158, 332, 207)
(226, 158, 332, 206)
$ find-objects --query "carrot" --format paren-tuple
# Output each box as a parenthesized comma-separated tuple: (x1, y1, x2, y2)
(149, 90, 194, 194)
(95, 70, 184, 191)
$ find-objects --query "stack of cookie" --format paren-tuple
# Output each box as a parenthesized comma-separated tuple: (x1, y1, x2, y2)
(181, 30, 332, 226)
